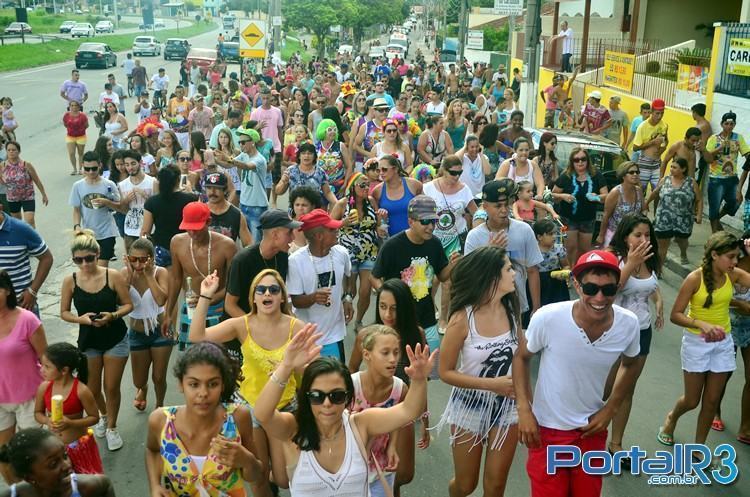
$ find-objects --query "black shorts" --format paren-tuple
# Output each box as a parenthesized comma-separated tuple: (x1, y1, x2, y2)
(8, 199, 35, 214)
(639, 325, 653, 356)
(271, 153, 282, 183)
(560, 216, 595, 234)
(98, 237, 116, 260)
(655, 230, 691, 240)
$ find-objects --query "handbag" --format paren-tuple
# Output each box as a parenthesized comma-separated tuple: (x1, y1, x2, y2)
(349, 413, 395, 497)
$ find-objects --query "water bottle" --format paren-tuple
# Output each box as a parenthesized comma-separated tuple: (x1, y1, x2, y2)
(185, 276, 196, 321)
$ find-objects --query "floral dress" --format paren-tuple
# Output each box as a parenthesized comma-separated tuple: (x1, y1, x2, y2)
(287, 164, 330, 204)
(338, 201, 379, 266)
(2, 160, 34, 202)
(654, 176, 695, 237)
(316, 140, 346, 197)
(538, 244, 570, 305)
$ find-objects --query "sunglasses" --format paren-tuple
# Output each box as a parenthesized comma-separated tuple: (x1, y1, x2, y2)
(306, 389, 348, 405)
(72, 254, 97, 264)
(418, 219, 436, 226)
(127, 255, 149, 264)
(356, 182, 369, 189)
(580, 282, 618, 297)
(255, 284, 282, 295)
(446, 169, 463, 176)
(572, 157, 588, 163)
(626, 169, 640, 175)
(83, 166, 99, 172)
(378, 167, 392, 173)
(239, 140, 251, 144)
(177, 156, 190, 162)
(385, 129, 398, 134)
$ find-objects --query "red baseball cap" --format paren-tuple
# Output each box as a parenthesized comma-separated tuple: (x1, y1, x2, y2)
(572, 250, 621, 279)
(651, 98, 666, 111)
(179, 202, 211, 230)
(299, 209, 344, 231)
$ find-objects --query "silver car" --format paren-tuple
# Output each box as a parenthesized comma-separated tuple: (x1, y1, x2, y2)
(133, 36, 161, 56)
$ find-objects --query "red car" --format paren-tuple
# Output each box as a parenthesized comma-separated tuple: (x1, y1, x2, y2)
(185, 48, 226, 78)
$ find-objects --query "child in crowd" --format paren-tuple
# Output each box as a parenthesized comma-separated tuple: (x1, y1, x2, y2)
(365, 157, 383, 194)
(1, 97, 17, 143)
(512, 180, 559, 224)
(34, 342, 103, 474)
(557, 98, 576, 131)
(533, 218, 571, 305)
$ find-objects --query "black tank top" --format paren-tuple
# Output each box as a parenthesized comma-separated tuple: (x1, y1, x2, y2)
(208, 205, 242, 242)
(72, 270, 127, 352)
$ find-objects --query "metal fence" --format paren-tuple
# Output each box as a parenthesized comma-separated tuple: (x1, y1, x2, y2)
(715, 23, 750, 98)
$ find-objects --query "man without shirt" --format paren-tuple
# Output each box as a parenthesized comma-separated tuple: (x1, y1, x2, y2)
(163, 202, 237, 353)
(514, 250, 641, 497)
(661, 127, 702, 179)
(691, 103, 713, 186)
(632, 98, 669, 196)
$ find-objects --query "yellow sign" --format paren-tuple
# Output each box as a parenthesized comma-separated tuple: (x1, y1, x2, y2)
(727, 38, 750, 77)
(239, 19, 267, 59)
(603, 50, 635, 93)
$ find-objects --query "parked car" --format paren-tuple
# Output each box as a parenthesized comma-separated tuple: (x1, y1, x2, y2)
(154, 19, 166, 29)
(138, 23, 153, 30)
(59, 20, 76, 33)
(186, 47, 225, 77)
(164, 38, 190, 60)
(4, 22, 32, 35)
(95, 20, 114, 33)
(338, 44, 353, 55)
(75, 42, 117, 69)
(368, 46, 385, 62)
(70, 23, 95, 37)
(220, 42, 239, 62)
(133, 36, 161, 56)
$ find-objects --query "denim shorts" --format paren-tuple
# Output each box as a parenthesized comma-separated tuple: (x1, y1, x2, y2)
(240, 204, 268, 243)
(128, 329, 175, 351)
(351, 259, 376, 273)
(707, 175, 739, 220)
(84, 333, 129, 358)
(560, 217, 595, 234)
(248, 398, 297, 428)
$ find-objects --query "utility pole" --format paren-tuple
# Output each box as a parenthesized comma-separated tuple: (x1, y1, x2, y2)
(458, 0, 467, 64)
(273, 0, 281, 60)
(522, 0, 542, 126)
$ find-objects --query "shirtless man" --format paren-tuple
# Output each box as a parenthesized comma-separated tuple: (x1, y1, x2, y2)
(691, 103, 713, 186)
(661, 127, 702, 179)
(632, 98, 669, 195)
(447, 64, 459, 99)
(162, 201, 237, 353)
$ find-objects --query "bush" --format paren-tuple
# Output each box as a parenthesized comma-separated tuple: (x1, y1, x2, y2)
(0, 16, 13, 28)
(645, 60, 660, 74)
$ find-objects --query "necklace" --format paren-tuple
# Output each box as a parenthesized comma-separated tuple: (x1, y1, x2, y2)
(258, 244, 278, 270)
(308, 247, 334, 307)
(189, 231, 212, 279)
(320, 422, 344, 457)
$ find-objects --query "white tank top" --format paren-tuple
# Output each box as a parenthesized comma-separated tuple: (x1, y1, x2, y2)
(460, 153, 485, 196)
(373, 141, 405, 165)
(508, 159, 535, 189)
(614, 260, 658, 330)
(129, 282, 165, 335)
(458, 306, 517, 378)
(289, 411, 369, 497)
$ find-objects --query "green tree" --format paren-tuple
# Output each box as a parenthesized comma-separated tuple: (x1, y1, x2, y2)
(283, 0, 357, 58)
(349, 0, 405, 50)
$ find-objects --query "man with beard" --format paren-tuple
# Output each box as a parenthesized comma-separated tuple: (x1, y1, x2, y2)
(118, 149, 156, 251)
(204, 172, 253, 246)
(162, 202, 237, 354)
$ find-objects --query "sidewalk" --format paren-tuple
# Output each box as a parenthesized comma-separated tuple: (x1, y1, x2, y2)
(662, 215, 741, 279)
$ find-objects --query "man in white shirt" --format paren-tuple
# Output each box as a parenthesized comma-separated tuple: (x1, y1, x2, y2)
(98, 83, 120, 110)
(551, 21, 574, 72)
(149, 68, 170, 106)
(287, 209, 353, 361)
(513, 249, 641, 497)
(118, 149, 155, 251)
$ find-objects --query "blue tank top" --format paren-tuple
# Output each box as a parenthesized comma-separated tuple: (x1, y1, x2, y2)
(447, 122, 466, 150)
(11, 473, 82, 497)
(380, 177, 415, 236)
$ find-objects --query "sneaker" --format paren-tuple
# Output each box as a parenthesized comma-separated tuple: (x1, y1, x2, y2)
(106, 428, 124, 451)
(94, 416, 107, 438)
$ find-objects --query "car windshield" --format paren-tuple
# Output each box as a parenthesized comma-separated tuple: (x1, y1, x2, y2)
(79, 43, 101, 51)
(74, 23, 88, 28)
(135, 37, 152, 43)
(554, 140, 629, 176)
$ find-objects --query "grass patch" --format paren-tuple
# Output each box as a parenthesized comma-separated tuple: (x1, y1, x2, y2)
(0, 9, 137, 34)
(0, 20, 216, 72)
(281, 32, 311, 63)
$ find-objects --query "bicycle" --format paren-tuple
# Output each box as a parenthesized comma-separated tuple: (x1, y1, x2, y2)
(151, 89, 166, 109)
(127, 74, 134, 97)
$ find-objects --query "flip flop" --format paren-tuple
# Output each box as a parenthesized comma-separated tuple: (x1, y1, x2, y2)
(657, 427, 674, 446)
(712, 418, 726, 432)
(737, 435, 750, 445)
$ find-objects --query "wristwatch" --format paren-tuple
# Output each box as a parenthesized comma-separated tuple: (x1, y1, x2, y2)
(343, 294, 354, 303)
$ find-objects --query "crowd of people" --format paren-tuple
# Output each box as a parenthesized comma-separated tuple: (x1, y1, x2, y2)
(0, 17, 748, 497)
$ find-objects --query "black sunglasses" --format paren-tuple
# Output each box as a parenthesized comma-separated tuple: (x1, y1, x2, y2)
(446, 169, 463, 176)
(239, 140, 251, 144)
(572, 157, 588, 163)
(72, 254, 97, 264)
(83, 166, 99, 172)
(306, 389, 348, 405)
(255, 284, 281, 295)
(177, 156, 190, 162)
(418, 219, 436, 226)
(580, 282, 618, 297)
(626, 169, 640, 175)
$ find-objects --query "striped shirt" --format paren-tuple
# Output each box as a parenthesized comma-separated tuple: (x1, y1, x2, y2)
(0, 215, 48, 296)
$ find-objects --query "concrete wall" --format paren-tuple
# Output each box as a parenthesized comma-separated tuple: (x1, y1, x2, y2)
(643, 0, 741, 48)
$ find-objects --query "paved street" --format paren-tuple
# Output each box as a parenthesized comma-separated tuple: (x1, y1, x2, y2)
(0, 19, 748, 497)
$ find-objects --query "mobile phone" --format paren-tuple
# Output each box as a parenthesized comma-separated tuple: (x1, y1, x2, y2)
(91, 313, 104, 321)
(180, 174, 188, 187)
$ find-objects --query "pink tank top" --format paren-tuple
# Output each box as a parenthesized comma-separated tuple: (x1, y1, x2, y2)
(3, 160, 34, 202)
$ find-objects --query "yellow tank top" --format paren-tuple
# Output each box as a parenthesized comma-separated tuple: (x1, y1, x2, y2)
(240, 316, 297, 407)
(686, 274, 732, 334)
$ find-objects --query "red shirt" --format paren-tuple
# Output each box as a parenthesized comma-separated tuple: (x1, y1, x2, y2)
(63, 112, 88, 137)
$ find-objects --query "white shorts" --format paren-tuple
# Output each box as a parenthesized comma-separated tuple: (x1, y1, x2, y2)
(680, 330, 736, 373)
(0, 398, 39, 431)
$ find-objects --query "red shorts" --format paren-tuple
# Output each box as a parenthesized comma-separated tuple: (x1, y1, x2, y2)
(526, 426, 608, 497)
(66, 432, 104, 474)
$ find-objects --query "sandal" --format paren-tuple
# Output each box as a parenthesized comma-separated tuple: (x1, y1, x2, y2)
(680, 256, 689, 265)
(657, 427, 674, 446)
(711, 418, 725, 432)
(736, 435, 750, 445)
(133, 388, 147, 412)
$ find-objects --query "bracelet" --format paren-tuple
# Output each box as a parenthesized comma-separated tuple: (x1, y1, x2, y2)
(420, 410, 430, 420)
(111, 311, 118, 320)
(199, 294, 212, 300)
(342, 293, 353, 303)
(27, 287, 37, 298)
(73, 223, 81, 229)
(270, 372, 288, 388)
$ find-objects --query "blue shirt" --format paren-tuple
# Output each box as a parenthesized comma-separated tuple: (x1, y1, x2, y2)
(0, 214, 48, 296)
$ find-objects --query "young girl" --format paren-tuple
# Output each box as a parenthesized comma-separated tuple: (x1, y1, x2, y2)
(121, 238, 172, 412)
(1, 97, 18, 143)
(34, 343, 102, 475)
(188, 269, 305, 493)
(659, 232, 750, 447)
(437, 246, 519, 497)
(351, 326, 413, 497)
(364, 157, 383, 195)
(0, 428, 115, 497)
(533, 218, 570, 305)
(145, 342, 262, 497)
(512, 180, 559, 224)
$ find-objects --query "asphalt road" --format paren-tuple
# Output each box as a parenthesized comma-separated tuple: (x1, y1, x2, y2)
(0, 21, 748, 497)
(0, 16, 191, 45)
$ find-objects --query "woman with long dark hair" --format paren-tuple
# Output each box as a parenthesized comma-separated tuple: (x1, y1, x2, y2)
(102, 101, 128, 150)
(254, 326, 435, 497)
(436, 246, 520, 497)
(531, 131, 559, 187)
(189, 131, 207, 172)
(128, 134, 156, 175)
(155, 129, 182, 170)
(604, 214, 662, 466)
(598, 162, 644, 247)
(478, 123, 501, 181)
(93, 135, 113, 176)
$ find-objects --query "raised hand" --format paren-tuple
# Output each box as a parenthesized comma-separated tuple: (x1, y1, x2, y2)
(281, 324, 322, 370)
(403, 343, 437, 382)
(627, 239, 653, 267)
(200, 270, 220, 298)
